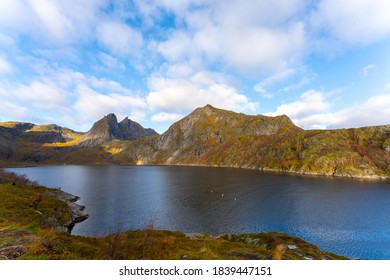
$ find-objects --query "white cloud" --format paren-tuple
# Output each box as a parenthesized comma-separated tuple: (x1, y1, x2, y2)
(148, 0, 307, 77)
(0, 0, 28, 28)
(98, 52, 126, 71)
(97, 21, 143, 56)
(258, 67, 297, 87)
(73, 84, 147, 123)
(297, 94, 390, 129)
(362, 64, 376, 77)
(312, 0, 390, 46)
(0, 0, 107, 45)
(164, 63, 194, 79)
(146, 72, 257, 113)
(0, 55, 12, 73)
(0, 101, 27, 120)
(215, 23, 305, 73)
(326, 93, 390, 128)
(253, 84, 273, 98)
(14, 81, 67, 109)
(1, 67, 150, 130)
(27, 0, 74, 43)
(151, 112, 183, 123)
(157, 31, 194, 63)
(281, 73, 315, 92)
(266, 89, 390, 129)
(266, 90, 330, 120)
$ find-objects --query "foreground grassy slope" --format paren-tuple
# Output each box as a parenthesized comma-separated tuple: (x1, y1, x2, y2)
(0, 169, 346, 260)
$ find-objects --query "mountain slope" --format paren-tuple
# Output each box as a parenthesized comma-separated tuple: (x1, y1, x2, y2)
(77, 114, 158, 147)
(119, 117, 158, 140)
(77, 114, 123, 147)
(106, 105, 389, 178)
(0, 122, 82, 164)
(1, 105, 389, 178)
(152, 104, 302, 165)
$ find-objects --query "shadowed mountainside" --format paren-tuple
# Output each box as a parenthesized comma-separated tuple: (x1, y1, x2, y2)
(77, 113, 158, 147)
(1, 105, 389, 178)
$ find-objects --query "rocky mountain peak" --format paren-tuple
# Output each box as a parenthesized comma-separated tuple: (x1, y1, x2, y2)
(77, 113, 158, 147)
(105, 113, 118, 122)
(119, 117, 158, 141)
(157, 105, 302, 156)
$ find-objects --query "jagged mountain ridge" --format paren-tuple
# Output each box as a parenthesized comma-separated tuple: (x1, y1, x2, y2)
(119, 117, 159, 141)
(1, 105, 389, 179)
(154, 104, 302, 164)
(77, 114, 158, 147)
(94, 105, 390, 178)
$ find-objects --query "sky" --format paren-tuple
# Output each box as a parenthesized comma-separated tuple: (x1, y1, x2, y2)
(0, 0, 390, 134)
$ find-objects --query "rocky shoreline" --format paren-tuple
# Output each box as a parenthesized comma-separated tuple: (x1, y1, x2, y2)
(7, 161, 390, 181)
(44, 189, 89, 233)
(164, 163, 390, 181)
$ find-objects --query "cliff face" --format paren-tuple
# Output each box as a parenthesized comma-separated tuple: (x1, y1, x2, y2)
(77, 114, 123, 147)
(77, 114, 158, 147)
(153, 104, 302, 165)
(119, 117, 158, 141)
(1, 106, 389, 178)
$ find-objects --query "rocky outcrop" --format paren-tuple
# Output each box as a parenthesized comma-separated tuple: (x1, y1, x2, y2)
(77, 114, 158, 147)
(45, 189, 89, 233)
(77, 113, 122, 147)
(119, 117, 158, 140)
(154, 104, 302, 164)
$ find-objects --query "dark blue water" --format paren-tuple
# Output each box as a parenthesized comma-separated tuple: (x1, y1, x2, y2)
(8, 165, 390, 260)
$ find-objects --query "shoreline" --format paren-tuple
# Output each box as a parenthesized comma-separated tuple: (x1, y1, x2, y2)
(44, 188, 89, 233)
(5, 162, 390, 181)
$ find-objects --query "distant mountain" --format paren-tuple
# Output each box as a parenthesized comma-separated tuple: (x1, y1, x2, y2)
(118, 105, 390, 178)
(154, 104, 301, 164)
(77, 114, 158, 147)
(1, 106, 389, 179)
(0, 122, 82, 163)
(119, 117, 158, 141)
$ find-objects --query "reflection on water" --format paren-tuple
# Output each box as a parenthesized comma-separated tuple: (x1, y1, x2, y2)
(8, 165, 390, 260)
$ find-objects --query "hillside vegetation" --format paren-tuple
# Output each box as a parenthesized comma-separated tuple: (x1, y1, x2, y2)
(1, 105, 389, 178)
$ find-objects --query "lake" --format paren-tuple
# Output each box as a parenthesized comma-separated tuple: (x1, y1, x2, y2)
(8, 165, 390, 260)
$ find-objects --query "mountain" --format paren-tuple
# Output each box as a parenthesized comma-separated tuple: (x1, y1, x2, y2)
(0, 122, 82, 163)
(119, 117, 158, 140)
(77, 113, 123, 147)
(153, 104, 301, 164)
(104, 105, 390, 178)
(1, 105, 389, 179)
(77, 114, 158, 147)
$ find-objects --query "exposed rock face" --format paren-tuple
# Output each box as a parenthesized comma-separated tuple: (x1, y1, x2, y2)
(119, 117, 158, 140)
(44, 189, 89, 233)
(155, 104, 301, 164)
(77, 114, 123, 147)
(77, 113, 158, 147)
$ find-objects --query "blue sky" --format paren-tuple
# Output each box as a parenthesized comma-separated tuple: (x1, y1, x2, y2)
(0, 0, 390, 133)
